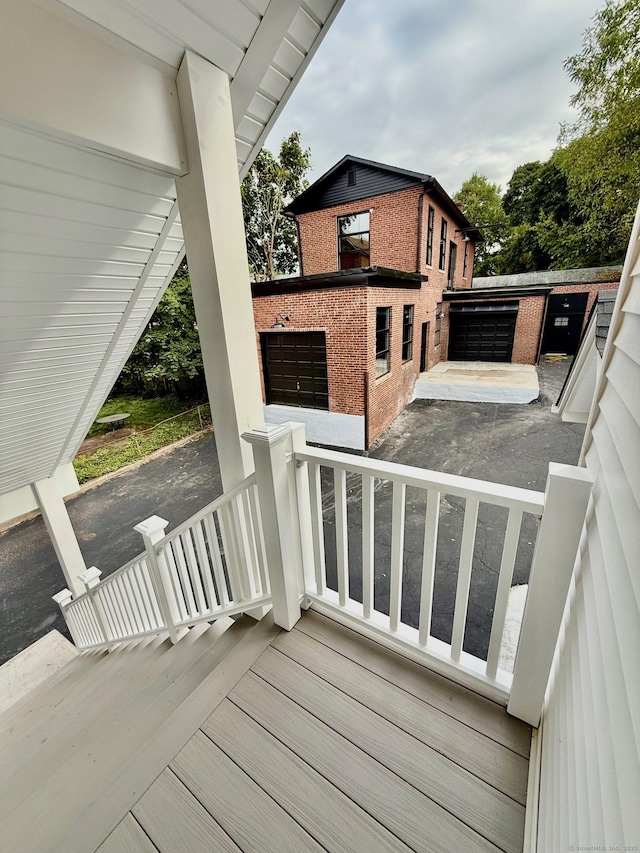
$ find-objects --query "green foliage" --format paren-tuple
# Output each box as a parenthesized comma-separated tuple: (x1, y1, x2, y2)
(454, 173, 511, 276)
(553, 0, 640, 266)
(75, 405, 211, 483)
(241, 132, 310, 281)
(116, 263, 205, 397)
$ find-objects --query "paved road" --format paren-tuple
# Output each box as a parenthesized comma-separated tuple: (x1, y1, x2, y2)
(0, 357, 584, 665)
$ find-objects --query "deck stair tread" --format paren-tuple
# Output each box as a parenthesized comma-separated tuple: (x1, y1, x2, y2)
(0, 614, 280, 853)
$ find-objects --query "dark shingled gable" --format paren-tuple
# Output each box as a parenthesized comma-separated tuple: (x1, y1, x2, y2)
(595, 289, 617, 356)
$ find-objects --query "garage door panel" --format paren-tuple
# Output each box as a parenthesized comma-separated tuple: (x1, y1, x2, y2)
(449, 307, 517, 362)
(261, 331, 329, 410)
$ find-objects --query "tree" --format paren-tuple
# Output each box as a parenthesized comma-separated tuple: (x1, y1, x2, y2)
(241, 132, 311, 281)
(499, 159, 577, 272)
(554, 0, 640, 265)
(453, 173, 510, 276)
(116, 261, 205, 398)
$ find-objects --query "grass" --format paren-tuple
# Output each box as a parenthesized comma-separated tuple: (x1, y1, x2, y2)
(74, 399, 211, 484)
(87, 396, 188, 437)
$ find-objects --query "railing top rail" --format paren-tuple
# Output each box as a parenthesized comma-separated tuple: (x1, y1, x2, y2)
(99, 550, 148, 587)
(295, 447, 545, 515)
(154, 471, 258, 549)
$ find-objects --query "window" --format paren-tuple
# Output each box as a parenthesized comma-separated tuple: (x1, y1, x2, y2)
(402, 305, 414, 362)
(463, 240, 469, 278)
(426, 205, 434, 266)
(347, 167, 357, 187)
(554, 316, 569, 327)
(434, 302, 442, 346)
(375, 307, 391, 377)
(338, 211, 370, 270)
(439, 218, 447, 270)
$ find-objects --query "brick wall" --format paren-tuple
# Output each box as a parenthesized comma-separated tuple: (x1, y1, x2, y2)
(252, 287, 368, 416)
(296, 187, 474, 291)
(366, 286, 424, 446)
(252, 279, 443, 446)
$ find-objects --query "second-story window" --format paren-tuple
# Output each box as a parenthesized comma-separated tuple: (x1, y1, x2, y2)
(463, 240, 469, 278)
(402, 305, 414, 362)
(439, 218, 447, 270)
(375, 306, 391, 377)
(426, 205, 434, 266)
(338, 211, 370, 270)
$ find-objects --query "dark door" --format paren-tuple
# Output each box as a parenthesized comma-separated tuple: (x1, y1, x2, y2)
(541, 292, 589, 355)
(420, 321, 430, 372)
(261, 331, 329, 409)
(448, 305, 518, 362)
(447, 242, 457, 290)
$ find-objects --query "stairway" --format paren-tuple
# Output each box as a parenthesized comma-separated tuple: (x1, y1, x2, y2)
(0, 614, 280, 853)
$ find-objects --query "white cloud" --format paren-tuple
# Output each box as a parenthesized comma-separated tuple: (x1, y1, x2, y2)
(266, 0, 603, 196)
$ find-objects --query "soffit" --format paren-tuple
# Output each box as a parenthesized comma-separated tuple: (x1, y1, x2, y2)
(0, 0, 344, 499)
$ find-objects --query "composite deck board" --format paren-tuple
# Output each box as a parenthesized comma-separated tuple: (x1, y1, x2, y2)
(205, 698, 413, 853)
(132, 768, 242, 853)
(295, 609, 531, 757)
(0, 608, 529, 852)
(243, 654, 524, 852)
(229, 670, 503, 852)
(172, 731, 324, 852)
(96, 814, 157, 853)
(273, 627, 529, 801)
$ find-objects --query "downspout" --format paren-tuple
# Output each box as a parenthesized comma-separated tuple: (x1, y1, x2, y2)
(416, 191, 425, 273)
(294, 215, 304, 276)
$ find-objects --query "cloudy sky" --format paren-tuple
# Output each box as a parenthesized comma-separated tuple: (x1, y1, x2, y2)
(266, 0, 604, 198)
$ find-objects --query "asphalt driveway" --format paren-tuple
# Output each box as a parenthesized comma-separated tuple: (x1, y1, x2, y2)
(0, 357, 584, 665)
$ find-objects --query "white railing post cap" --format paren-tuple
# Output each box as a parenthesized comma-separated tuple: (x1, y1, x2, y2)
(134, 515, 169, 537)
(547, 461, 594, 485)
(53, 588, 74, 606)
(242, 422, 293, 447)
(79, 566, 102, 589)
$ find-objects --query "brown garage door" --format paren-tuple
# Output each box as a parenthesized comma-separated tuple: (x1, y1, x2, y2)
(261, 331, 329, 410)
(448, 303, 518, 362)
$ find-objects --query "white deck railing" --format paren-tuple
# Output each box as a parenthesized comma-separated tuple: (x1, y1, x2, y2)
(54, 473, 270, 650)
(54, 421, 592, 725)
(296, 446, 545, 699)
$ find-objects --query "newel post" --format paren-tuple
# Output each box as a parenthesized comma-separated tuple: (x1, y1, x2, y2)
(52, 588, 81, 648)
(508, 463, 593, 726)
(135, 515, 183, 644)
(243, 424, 301, 631)
(79, 566, 114, 651)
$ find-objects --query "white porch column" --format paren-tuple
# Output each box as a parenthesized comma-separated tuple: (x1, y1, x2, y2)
(508, 463, 593, 726)
(33, 477, 86, 598)
(175, 51, 264, 489)
(243, 424, 301, 631)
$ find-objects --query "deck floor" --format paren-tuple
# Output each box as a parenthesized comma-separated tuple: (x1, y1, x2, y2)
(102, 610, 531, 853)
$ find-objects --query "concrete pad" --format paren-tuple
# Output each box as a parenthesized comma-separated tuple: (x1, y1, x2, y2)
(0, 629, 78, 714)
(415, 361, 539, 404)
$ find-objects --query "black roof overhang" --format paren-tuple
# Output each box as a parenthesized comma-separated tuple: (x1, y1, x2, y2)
(251, 266, 427, 298)
(443, 285, 553, 300)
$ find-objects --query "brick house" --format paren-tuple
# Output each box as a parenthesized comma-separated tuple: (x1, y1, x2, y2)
(251, 156, 480, 449)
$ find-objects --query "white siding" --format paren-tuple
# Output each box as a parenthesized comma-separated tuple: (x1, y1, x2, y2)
(0, 122, 183, 494)
(537, 210, 640, 848)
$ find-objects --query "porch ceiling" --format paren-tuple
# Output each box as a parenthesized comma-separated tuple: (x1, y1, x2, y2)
(0, 0, 343, 499)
